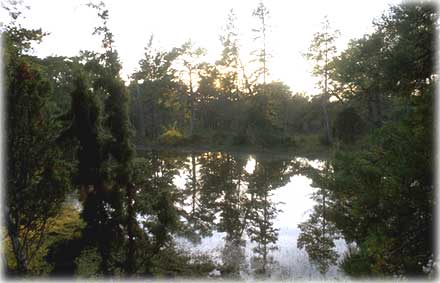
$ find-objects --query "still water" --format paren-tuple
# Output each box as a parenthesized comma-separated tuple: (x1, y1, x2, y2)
(136, 151, 347, 280)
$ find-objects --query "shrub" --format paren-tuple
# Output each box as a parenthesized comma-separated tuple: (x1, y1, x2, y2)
(158, 128, 185, 146)
(334, 107, 365, 144)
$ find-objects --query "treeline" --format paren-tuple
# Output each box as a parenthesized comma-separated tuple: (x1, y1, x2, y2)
(127, 6, 341, 148)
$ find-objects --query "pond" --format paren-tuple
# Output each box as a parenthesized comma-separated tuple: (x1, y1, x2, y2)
(134, 150, 347, 280)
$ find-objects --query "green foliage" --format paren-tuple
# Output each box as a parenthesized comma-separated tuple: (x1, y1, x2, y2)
(314, 6, 436, 277)
(125, 4, 334, 150)
(217, 9, 241, 100)
(251, 1, 270, 85)
(300, 5, 436, 277)
(325, 86, 434, 277)
(130, 36, 182, 140)
(158, 127, 185, 145)
(297, 162, 340, 275)
(69, 72, 103, 185)
(318, 132, 332, 146)
(245, 158, 291, 276)
(334, 106, 365, 144)
(339, 244, 373, 277)
(150, 246, 217, 278)
(319, 4, 436, 277)
(376, 3, 436, 95)
(4, 205, 85, 275)
(305, 16, 339, 83)
(3, 9, 74, 273)
(74, 247, 102, 277)
(129, 155, 183, 274)
(61, 2, 136, 276)
(304, 17, 339, 144)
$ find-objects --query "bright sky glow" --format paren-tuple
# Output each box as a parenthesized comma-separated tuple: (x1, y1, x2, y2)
(1, 0, 402, 95)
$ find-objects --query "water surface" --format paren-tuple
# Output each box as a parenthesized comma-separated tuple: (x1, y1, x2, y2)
(137, 150, 347, 280)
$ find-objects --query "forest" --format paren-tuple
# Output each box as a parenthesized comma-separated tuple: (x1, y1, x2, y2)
(2, 0, 437, 280)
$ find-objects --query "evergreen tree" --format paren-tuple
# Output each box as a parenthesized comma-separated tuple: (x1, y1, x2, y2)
(217, 154, 248, 277)
(217, 9, 241, 100)
(67, 2, 135, 275)
(175, 41, 206, 137)
(251, 1, 270, 87)
(131, 152, 182, 275)
(305, 16, 339, 144)
(331, 32, 388, 128)
(179, 152, 217, 241)
(245, 157, 290, 276)
(297, 162, 340, 275)
(3, 2, 72, 274)
(131, 36, 181, 140)
(321, 3, 436, 277)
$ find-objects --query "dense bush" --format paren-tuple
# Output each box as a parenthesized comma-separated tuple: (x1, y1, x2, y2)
(158, 128, 186, 145)
(334, 107, 365, 144)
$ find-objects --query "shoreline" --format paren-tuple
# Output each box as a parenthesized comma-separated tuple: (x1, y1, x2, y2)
(135, 143, 331, 160)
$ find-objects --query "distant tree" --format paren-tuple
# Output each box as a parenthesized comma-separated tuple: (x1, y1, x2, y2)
(263, 82, 292, 137)
(244, 82, 291, 146)
(175, 40, 206, 137)
(131, 35, 181, 139)
(217, 9, 241, 100)
(251, 1, 270, 87)
(305, 16, 339, 144)
(196, 62, 221, 130)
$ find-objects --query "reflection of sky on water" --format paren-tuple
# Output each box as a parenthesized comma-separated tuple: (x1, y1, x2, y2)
(271, 173, 347, 280)
(65, 153, 347, 278)
(273, 174, 316, 228)
(175, 155, 347, 280)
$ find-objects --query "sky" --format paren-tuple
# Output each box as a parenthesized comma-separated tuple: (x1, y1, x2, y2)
(1, 0, 403, 95)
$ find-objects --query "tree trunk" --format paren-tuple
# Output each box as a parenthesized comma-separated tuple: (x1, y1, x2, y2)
(322, 188, 326, 240)
(374, 92, 383, 127)
(136, 83, 145, 138)
(125, 183, 136, 276)
(191, 153, 197, 214)
(189, 70, 195, 137)
(323, 38, 332, 144)
(7, 214, 28, 274)
(321, 99, 332, 144)
(262, 192, 268, 276)
(151, 101, 157, 139)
